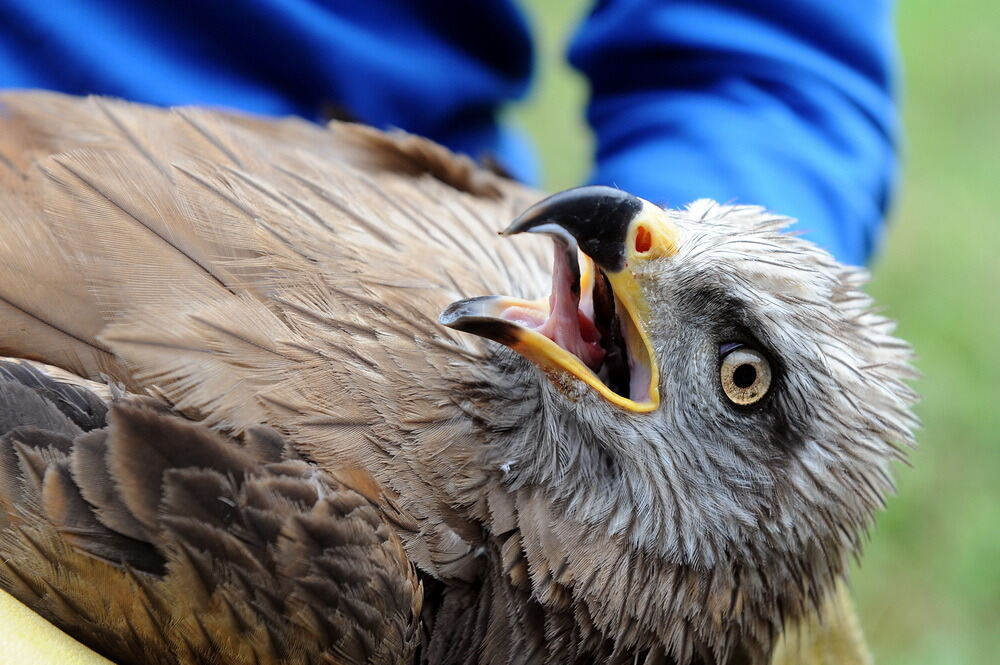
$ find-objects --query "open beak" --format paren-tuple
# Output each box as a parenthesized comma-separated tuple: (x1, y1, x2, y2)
(439, 186, 679, 413)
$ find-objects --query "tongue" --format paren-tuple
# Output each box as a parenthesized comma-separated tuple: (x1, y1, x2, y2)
(535, 242, 605, 370)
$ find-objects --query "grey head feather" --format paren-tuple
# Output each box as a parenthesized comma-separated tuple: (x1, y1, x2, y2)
(456, 199, 917, 664)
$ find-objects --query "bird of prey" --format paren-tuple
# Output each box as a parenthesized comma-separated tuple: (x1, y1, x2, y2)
(0, 91, 917, 665)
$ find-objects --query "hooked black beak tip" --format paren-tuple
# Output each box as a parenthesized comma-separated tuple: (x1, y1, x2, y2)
(501, 185, 643, 271)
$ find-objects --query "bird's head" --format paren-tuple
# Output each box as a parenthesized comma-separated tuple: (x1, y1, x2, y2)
(439, 186, 917, 659)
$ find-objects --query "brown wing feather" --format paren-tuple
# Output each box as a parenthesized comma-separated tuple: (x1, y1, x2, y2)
(0, 91, 550, 583)
(0, 361, 422, 665)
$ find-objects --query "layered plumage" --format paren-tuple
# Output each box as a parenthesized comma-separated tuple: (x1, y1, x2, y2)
(0, 91, 917, 665)
(0, 361, 421, 665)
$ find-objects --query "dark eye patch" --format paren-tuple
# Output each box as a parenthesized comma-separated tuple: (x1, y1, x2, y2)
(673, 285, 786, 409)
(662, 281, 807, 460)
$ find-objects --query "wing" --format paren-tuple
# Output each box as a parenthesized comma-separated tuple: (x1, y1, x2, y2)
(0, 359, 422, 665)
(0, 91, 550, 578)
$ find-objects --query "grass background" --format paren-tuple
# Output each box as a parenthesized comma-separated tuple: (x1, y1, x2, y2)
(510, 2, 1000, 663)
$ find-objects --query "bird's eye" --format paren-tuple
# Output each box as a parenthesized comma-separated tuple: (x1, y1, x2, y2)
(719, 345, 772, 406)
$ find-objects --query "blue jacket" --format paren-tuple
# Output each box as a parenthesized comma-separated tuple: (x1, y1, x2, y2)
(0, 0, 897, 265)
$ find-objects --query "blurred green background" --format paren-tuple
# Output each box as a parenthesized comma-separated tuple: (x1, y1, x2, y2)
(511, 1, 1000, 663)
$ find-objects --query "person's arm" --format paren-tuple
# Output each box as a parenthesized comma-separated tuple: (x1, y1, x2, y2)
(569, 0, 899, 265)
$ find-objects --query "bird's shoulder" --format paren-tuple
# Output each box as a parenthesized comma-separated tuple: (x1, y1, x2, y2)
(0, 89, 546, 459)
(0, 358, 422, 665)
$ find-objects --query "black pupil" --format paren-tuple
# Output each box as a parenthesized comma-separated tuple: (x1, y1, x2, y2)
(732, 364, 757, 389)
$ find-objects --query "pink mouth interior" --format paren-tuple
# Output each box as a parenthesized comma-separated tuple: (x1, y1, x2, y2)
(499, 245, 606, 371)
(495, 243, 653, 404)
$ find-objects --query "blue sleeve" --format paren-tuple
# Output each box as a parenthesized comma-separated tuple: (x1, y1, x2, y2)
(0, 0, 538, 182)
(568, 0, 899, 265)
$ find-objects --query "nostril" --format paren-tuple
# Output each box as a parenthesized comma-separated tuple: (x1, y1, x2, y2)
(635, 225, 652, 254)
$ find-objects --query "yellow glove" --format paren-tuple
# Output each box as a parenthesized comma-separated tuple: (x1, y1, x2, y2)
(0, 589, 112, 665)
